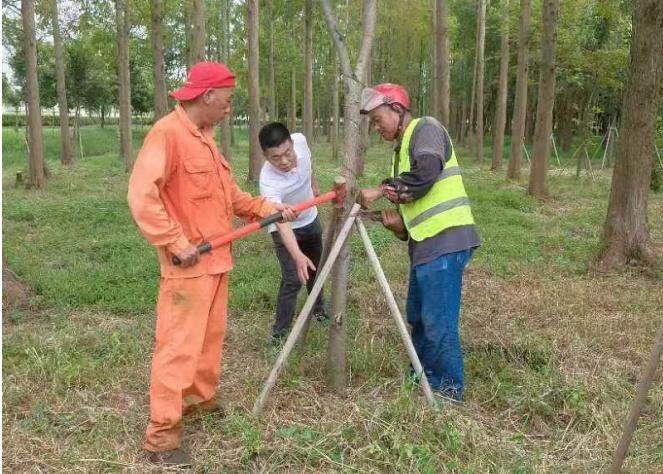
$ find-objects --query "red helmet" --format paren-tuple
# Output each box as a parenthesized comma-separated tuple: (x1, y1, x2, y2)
(360, 83, 411, 114)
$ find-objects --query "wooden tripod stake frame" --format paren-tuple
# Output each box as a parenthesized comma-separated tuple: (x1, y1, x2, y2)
(252, 203, 436, 417)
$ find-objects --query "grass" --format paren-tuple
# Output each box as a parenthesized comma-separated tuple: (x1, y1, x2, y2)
(3, 125, 663, 472)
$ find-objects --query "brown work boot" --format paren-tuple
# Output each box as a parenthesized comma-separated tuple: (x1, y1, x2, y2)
(183, 398, 226, 417)
(148, 448, 192, 469)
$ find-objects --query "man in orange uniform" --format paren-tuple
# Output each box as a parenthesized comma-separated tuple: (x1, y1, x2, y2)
(128, 61, 314, 468)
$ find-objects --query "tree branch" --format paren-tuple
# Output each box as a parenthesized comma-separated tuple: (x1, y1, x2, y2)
(320, 0, 354, 81)
(355, 0, 376, 80)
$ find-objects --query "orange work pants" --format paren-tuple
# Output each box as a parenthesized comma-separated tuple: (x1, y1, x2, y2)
(144, 273, 229, 452)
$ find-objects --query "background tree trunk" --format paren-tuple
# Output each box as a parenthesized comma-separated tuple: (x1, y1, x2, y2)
(219, 0, 232, 160)
(466, 13, 480, 148)
(507, 0, 531, 179)
(268, 0, 276, 121)
(303, 0, 314, 141)
(247, 0, 261, 181)
(491, 0, 510, 171)
(189, 0, 206, 65)
(321, 0, 376, 395)
(475, 0, 487, 163)
(528, 0, 560, 199)
(116, 0, 133, 171)
(288, 68, 297, 131)
(600, 0, 663, 269)
(435, 0, 450, 126)
(51, 0, 72, 165)
(151, 0, 169, 121)
(22, 0, 46, 188)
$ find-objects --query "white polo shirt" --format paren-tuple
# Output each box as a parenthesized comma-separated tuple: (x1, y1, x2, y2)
(259, 133, 318, 233)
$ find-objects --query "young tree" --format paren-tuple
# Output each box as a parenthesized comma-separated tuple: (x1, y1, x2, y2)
(321, 0, 376, 394)
(490, 0, 510, 171)
(267, 0, 276, 121)
(21, 0, 47, 188)
(303, 0, 314, 141)
(116, 0, 133, 171)
(151, 0, 169, 121)
(434, 0, 450, 126)
(507, 0, 531, 179)
(288, 67, 296, 131)
(219, 0, 232, 160)
(50, 0, 72, 165)
(600, 0, 663, 269)
(189, 0, 206, 65)
(528, 0, 560, 199)
(475, 0, 486, 163)
(247, 0, 261, 181)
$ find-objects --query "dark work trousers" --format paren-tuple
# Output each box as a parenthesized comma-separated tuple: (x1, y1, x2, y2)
(270, 217, 325, 337)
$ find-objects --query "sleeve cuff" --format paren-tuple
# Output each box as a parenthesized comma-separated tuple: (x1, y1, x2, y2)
(166, 235, 191, 255)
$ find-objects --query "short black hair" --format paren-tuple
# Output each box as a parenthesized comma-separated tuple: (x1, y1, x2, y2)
(259, 122, 292, 151)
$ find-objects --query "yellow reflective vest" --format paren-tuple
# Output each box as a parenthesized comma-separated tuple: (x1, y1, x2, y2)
(391, 118, 475, 241)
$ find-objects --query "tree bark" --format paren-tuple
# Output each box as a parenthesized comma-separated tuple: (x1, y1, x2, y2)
(248, 0, 262, 181)
(220, 0, 232, 160)
(331, 58, 340, 162)
(321, 0, 376, 394)
(116, 0, 133, 171)
(151, 0, 169, 121)
(491, 0, 510, 171)
(289, 67, 297, 131)
(475, 0, 487, 163)
(435, 0, 450, 126)
(507, 0, 531, 179)
(303, 0, 314, 141)
(268, 0, 276, 121)
(599, 0, 663, 269)
(22, 0, 47, 188)
(189, 0, 206, 65)
(51, 0, 72, 165)
(528, 0, 559, 199)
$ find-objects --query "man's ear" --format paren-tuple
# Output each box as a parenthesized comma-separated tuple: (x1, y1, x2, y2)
(202, 88, 213, 105)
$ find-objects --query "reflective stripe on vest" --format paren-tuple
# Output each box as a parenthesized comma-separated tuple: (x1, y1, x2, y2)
(391, 118, 475, 241)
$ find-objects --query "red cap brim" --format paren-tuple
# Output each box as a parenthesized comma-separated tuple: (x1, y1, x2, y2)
(169, 86, 208, 102)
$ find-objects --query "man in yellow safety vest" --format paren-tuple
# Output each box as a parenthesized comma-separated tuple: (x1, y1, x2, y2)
(359, 83, 481, 401)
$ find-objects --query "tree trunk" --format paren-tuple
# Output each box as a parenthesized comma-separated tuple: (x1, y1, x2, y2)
(435, 0, 450, 126)
(528, 0, 559, 199)
(331, 59, 340, 162)
(189, 0, 206, 65)
(303, 0, 314, 141)
(507, 0, 531, 179)
(289, 67, 297, 131)
(247, 0, 262, 182)
(475, 0, 487, 163)
(151, 0, 169, 121)
(268, 0, 276, 121)
(358, 57, 371, 176)
(22, 0, 46, 188)
(599, 0, 663, 269)
(466, 14, 480, 148)
(220, 0, 232, 160)
(116, 0, 133, 171)
(51, 0, 72, 166)
(321, 0, 376, 395)
(491, 1, 510, 171)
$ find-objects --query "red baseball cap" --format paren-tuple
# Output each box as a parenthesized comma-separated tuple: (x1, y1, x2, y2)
(360, 83, 411, 114)
(170, 61, 236, 101)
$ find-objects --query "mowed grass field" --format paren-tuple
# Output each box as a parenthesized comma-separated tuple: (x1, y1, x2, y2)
(3, 125, 663, 472)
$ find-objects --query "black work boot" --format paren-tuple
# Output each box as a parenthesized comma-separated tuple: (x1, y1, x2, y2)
(148, 448, 192, 469)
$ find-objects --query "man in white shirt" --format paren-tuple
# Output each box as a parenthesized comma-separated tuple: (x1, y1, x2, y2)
(259, 123, 328, 343)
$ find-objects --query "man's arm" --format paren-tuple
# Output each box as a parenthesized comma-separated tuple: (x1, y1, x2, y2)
(274, 220, 315, 283)
(127, 131, 199, 267)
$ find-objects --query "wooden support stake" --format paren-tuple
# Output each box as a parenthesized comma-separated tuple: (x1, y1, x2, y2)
(550, 133, 561, 167)
(355, 218, 437, 408)
(611, 316, 663, 473)
(252, 204, 361, 417)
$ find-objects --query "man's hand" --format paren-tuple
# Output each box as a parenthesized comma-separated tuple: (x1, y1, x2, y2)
(293, 251, 316, 283)
(359, 187, 385, 208)
(175, 244, 200, 268)
(272, 202, 298, 222)
(382, 210, 408, 241)
(311, 181, 321, 197)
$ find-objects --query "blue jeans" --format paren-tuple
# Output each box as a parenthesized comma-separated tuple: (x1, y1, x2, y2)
(406, 249, 473, 400)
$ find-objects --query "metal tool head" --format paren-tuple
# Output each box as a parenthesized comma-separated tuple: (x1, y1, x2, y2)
(332, 176, 347, 208)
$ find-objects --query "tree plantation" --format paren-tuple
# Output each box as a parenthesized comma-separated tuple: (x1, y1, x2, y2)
(2, 0, 663, 472)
